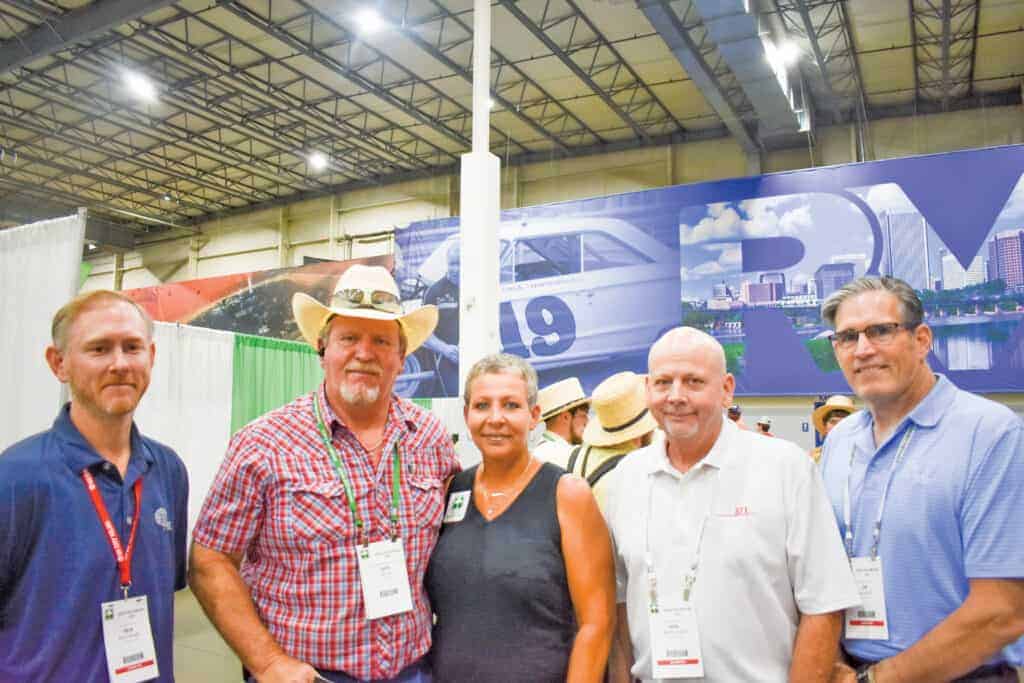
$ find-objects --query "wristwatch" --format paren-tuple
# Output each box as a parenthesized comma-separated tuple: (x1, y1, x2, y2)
(855, 665, 876, 683)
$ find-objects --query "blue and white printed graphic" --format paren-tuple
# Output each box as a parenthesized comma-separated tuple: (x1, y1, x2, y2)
(396, 144, 1024, 397)
(394, 195, 680, 397)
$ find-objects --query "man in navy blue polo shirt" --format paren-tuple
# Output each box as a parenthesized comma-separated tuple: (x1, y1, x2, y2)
(0, 290, 188, 682)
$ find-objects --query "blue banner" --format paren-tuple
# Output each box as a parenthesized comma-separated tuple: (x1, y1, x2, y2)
(395, 144, 1024, 397)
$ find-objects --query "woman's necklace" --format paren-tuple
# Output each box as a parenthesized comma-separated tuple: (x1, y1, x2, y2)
(477, 456, 534, 516)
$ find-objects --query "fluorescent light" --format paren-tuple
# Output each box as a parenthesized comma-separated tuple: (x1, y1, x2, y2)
(123, 70, 157, 103)
(354, 8, 384, 34)
(308, 151, 328, 172)
(777, 41, 801, 66)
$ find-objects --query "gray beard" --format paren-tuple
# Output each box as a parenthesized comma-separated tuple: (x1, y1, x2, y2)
(339, 383, 380, 406)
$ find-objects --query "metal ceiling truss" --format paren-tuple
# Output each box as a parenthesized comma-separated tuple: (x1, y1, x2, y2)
(380, 0, 601, 151)
(909, 0, 980, 109)
(772, 0, 869, 127)
(500, 0, 685, 141)
(639, 0, 758, 152)
(0, 0, 179, 74)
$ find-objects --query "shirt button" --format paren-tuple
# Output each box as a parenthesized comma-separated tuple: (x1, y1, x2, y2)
(126, 516, 133, 524)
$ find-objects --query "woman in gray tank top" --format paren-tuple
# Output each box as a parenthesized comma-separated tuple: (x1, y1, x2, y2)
(426, 353, 616, 682)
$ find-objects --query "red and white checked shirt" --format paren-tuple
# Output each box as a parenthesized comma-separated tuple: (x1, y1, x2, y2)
(193, 385, 460, 679)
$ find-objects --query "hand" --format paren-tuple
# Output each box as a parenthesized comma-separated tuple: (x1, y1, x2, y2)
(831, 661, 857, 683)
(441, 343, 459, 362)
(254, 654, 321, 683)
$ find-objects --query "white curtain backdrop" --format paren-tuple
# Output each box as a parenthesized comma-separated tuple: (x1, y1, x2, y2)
(0, 212, 85, 449)
(134, 322, 234, 544)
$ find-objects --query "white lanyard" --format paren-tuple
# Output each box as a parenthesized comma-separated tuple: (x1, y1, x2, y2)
(842, 425, 915, 559)
(644, 469, 719, 609)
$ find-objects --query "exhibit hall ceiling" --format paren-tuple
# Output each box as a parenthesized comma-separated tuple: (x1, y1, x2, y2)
(0, 0, 1020, 246)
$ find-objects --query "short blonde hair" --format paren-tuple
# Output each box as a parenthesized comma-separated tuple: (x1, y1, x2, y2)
(51, 290, 153, 351)
(463, 353, 538, 408)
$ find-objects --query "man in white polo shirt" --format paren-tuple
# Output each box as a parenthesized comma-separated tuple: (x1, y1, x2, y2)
(533, 377, 589, 469)
(605, 327, 859, 682)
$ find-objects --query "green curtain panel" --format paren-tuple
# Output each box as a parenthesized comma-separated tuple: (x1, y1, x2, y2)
(231, 333, 323, 433)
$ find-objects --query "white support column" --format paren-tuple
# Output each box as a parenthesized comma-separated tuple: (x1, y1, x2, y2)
(458, 0, 502, 394)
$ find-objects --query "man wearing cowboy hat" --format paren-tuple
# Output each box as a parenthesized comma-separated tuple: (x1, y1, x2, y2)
(809, 395, 856, 464)
(567, 371, 657, 511)
(534, 377, 590, 469)
(190, 264, 460, 683)
(605, 327, 859, 682)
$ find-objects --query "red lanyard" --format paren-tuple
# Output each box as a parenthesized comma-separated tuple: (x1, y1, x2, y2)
(81, 469, 143, 598)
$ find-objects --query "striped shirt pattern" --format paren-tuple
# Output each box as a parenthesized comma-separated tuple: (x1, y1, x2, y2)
(193, 385, 460, 679)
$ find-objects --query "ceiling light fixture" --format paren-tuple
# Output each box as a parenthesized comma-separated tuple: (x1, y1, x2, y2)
(123, 70, 157, 103)
(776, 41, 801, 66)
(354, 8, 385, 34)
(308, 151, 329, 172)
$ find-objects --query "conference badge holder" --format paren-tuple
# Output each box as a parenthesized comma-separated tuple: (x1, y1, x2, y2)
(357, 538, 414, 620)
(101, 595, 160, 683)
(443, 490, 471, 523)
(845, 556, 889, 640)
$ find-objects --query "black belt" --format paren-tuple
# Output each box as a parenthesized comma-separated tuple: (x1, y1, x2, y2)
(846, 651, 1018, 682)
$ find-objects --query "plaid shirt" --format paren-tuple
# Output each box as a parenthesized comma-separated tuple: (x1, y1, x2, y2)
(193, 385, 460, 679)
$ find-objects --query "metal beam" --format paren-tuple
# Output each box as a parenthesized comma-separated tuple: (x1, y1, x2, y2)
(639, 0, 759, 153)
(500, 0, 684, 139)
(0, 0, 180, 75)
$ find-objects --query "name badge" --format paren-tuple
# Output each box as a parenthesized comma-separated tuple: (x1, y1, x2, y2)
(101, 595, 159, 683)
(357, 538, 414, 620)
(845, 556, 889, 640)
(443, 491, 471, 524)
(650, 605, 704, 679)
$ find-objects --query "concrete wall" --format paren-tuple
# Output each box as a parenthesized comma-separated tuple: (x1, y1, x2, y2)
(81, 105, 1024, 426)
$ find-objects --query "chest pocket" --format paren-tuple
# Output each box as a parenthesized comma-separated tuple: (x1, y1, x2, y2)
(407, 476, 444, 532)
(286, 480, 354, 550)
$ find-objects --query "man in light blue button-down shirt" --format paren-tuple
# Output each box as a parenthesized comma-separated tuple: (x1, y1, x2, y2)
(819, 276, 1024, 683)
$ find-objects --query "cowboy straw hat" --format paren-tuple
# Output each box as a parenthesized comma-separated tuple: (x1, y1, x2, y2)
(292, 264, 438, 354)
(812, 395, 857, 434)
(538, 377, 590, 421)
(582, 371, 659, 447)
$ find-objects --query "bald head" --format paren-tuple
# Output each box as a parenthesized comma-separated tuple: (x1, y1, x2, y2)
(646, 327, 734, 459)
(648, 327, 727, 378)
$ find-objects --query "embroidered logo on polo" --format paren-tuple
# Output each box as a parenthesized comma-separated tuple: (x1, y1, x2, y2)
(154, 508, 173, 531)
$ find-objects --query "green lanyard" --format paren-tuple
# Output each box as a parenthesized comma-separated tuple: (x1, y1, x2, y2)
(311, 392, 402, 544)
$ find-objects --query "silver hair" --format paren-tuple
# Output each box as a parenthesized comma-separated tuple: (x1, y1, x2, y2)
(463, 353, 539, 408)
(820, 276, 924, 329)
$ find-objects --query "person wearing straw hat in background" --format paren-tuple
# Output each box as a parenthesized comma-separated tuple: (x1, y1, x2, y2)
(190, 264, 460, 683)
(534, 377, 590, 469)
(567, 371, 658, 512)
(809, 395, 856, 465)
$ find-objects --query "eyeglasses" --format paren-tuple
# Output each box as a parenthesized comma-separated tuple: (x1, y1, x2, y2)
(332, 288, 401, 314)
(829, 322, 916, 350)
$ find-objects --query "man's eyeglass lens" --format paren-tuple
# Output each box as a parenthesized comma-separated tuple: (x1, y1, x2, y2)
(829, 322, 908, 348)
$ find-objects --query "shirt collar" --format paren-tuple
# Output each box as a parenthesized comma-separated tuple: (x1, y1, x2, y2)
(838, 373, 951, 452)
(543, 430, 568, 445)
(317, 383, 416, 438)
(646, 417, 734, 478)
(53, 402, 153, 475)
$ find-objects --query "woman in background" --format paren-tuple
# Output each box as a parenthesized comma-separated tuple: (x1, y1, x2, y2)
(426, 353, 615, 683)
